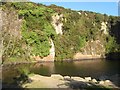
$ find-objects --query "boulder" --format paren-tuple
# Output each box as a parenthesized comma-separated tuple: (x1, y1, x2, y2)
(85, 77, 92, 82)
(105, 80, 111, 83)
(92, 79, 97, 83)
(51, 74, 64, 80)
(99, 81, 104, 85)
(104, 80, 114, 87)
(71, 77, 85, 82)
(64, 76, 71, 80)
(99, 80, 117, 88)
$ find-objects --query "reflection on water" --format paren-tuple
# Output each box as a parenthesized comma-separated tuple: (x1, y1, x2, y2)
(2, 59, 120, 87)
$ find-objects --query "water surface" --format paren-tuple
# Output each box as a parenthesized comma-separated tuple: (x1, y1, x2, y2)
(2, 59, 120, 87)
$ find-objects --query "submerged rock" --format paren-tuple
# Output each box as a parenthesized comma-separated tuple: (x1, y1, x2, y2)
(70, 81, 88, 89)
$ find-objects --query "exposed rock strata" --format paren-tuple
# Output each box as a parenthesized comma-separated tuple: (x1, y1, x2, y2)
(52, 13, 63, 35)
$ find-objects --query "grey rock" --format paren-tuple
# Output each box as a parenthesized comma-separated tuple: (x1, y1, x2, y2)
(85, 77, 92, 82)
(51, 74, 64, 80)
(64, 76, 71, 80)
(92, 79, 98, 83)
(99, 81, 104, 85)
(71, 77, 85, 82)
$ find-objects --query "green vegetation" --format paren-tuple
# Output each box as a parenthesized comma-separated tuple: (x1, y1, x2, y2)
(1, 2, 120, 63)
(105, 16, 120, 54)
(15, 2, 56, 57)
(2, 2, 56, 63)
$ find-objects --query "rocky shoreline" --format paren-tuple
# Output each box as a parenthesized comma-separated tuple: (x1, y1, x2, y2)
(2, 57, 105, 67)
(22, 74, 119, 89)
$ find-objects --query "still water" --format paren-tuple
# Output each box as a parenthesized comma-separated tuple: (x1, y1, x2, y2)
(2, 59, 120, 87)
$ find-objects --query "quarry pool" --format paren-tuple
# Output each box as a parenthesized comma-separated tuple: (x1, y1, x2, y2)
(2, 59, 120, 88)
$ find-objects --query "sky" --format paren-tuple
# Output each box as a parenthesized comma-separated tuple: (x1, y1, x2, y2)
(31, 0, 119, 16)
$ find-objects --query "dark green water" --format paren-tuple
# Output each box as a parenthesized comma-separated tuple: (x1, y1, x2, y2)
(2, 59, 120, 87)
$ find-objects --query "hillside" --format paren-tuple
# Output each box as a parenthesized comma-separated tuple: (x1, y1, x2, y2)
(1, 2, 120, 63)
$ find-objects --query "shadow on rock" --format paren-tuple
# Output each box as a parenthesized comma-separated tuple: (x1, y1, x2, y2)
(63, 78, 114, 90)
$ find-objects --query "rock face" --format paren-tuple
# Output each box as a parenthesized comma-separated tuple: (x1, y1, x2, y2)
(74, 39, 106, 59)
(78, 12, 81, 15)
(0, 9, 2, 63)
(1, 8, 23, 63)
(82, 40, 105, 55)
(73, 52, 101, 60)
(101, 22, 108, 35)
(49, 39, 55, 61)
(52, 13, 63, 35)
(2, 9, 22, 39)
